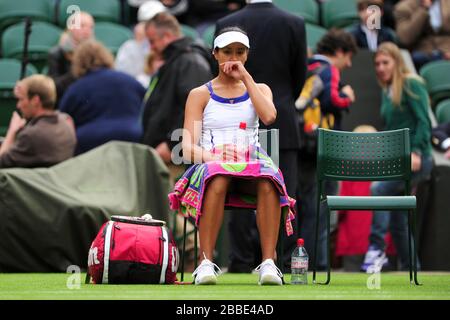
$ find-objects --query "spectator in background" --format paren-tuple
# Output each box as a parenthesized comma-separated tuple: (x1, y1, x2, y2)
(141, 12, 212, 164)
(394, 0, 450, 71)
(308, 30, 357, 130)
(59, 40, 145, 155)
(349, 0, 397, 51)
(215, 0, 307, 273)
(176, 0, 245, 35)
(115, 22, 151, 87)
(115, 0, 167, 87)
(126, 0, 158, 25)
(382, 0, 401, 29)
(431, 121, 450, 159)
(362, 42, 433, 273)
(298, 29, 357, 271)
(160, 0, 189, 24)
(0, 75, 76, 168)
(47, 11, 94, 105)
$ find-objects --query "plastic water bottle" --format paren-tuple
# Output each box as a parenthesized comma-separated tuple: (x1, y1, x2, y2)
(291, 238, 308, 285)
(234, 121, 249, 161)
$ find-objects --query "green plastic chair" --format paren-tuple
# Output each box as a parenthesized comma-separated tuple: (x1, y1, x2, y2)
(201, 24, 216, 49)
(0, 58, 38, 137)
(419, 60, 450, 106)
(57, 0, 120, 27)
(313, 128, 420, 285)
(435, 99, 450, 124)
(94, 22, 133, 56)
(178, 129, 285, 282)
(305, 23, 327, 53)
(322, 0, 359, 29)
(0, 0, 54, 33)
(273, 0, 319, 25)
(180, 24, 200, 41)
(1, 21, 62, 72)
(40, 65, 49, 75)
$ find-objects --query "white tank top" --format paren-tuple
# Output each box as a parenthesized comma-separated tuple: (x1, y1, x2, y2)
(200, 81, 260, 151)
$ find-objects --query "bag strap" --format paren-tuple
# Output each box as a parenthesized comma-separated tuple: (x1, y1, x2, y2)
(159, 227, 170, 284)
(101, 221, 115, 284)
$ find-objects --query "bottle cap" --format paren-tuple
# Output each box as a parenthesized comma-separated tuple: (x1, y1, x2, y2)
(297, 238, 304, 247)
(239, 122, 247, 130)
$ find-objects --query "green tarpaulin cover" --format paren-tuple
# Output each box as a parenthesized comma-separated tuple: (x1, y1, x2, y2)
(0, 141, 171, 272)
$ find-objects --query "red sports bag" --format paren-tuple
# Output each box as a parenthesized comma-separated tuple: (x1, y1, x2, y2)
(86, 215, 178, 284)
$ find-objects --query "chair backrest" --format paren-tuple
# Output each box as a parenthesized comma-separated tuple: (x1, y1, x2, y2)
(57, 0, 120, 27)
(322, 0, 359, 29)
(0, 0, 54, 33)
(201, 24, 215, 49)
(258, 128, 279, 167)
(0, 58, 38, 137)
(419, 60, 450, 105)
(94, 22, 133, 56)
(1, 21, 62, 72)
(0, 58, 38, 89)
(273, 0, 319, 25)
(305, 23, 327, 53)
(317, 128, 411, 182)
(435, 99, 450, 124)
(180, 24, 200, 41)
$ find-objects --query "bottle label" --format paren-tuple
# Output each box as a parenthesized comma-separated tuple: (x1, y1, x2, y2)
(291, 258, 308, 269)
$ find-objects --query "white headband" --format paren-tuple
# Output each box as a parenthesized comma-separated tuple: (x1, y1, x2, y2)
(213, 31, 250, 50)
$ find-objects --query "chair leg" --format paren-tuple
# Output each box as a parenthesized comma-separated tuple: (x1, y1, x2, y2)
(172, 211, 178, 241)
(319, 202, 331, 285)
(194, 224, 198, 271)
(326, 205, 331, 284)
(276, 213, 285, 284)
(180, 216, 187, 282)
(411, 209, 421, 285)
(312, 197, 322, 284)
(407, 210, 413, 284)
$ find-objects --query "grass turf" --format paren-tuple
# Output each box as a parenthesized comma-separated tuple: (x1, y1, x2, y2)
(1, 272, 449, 300)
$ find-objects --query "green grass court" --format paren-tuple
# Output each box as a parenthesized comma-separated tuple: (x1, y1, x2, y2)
(1, 272, 449, 300)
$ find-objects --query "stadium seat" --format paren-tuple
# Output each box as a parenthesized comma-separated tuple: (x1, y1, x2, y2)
(305, 23, 327, 53)
(435, 99, 450, 124)
(40, 65, 49, 75)
(94, 22, 133, 56)
(1, 21, 62, 72)
(180, 24, 200, 41)
(201, 24, 216, 49)
(273, 0, 319, 25)
(0, 58, 38, 137)
(312, 128, 420, 285)
(0, 0, 54, 34)
(57, 0, 121, 27)
(419, 60, 450, 107)
(321, 0, 359, 29)
(178, 129, 284, 281)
